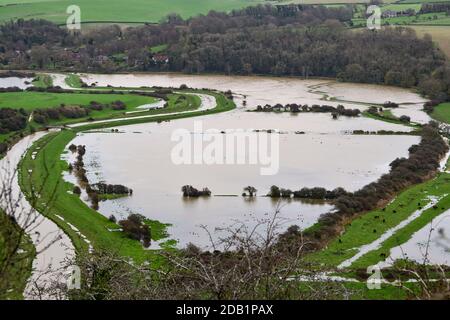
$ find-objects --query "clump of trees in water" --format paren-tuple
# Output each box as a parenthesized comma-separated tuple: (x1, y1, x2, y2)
(182, 185, 211, 197)
(255, 103, 361, 118)
(69, 144, 132, 210)
(118, 214, 151, 248)
(278, 123, 449, 252)
(268, 186, 349, 200)
(91, 182, 133, 196)
(242, 186, 257, 197)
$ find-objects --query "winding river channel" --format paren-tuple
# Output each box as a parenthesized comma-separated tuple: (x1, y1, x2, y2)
(1, 73, 449, 299)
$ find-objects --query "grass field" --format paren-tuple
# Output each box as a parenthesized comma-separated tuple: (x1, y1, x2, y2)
(0, 0, 262, 25)
(431, 102, 450, 124)
(307, 157, 450, 269)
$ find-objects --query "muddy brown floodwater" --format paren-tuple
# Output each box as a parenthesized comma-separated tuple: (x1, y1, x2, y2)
(61, 73, 425, 248)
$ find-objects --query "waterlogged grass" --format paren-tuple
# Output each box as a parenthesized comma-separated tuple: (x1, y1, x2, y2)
(32, 74, 53, 88)
(64, 74, 83, 88)
(307, 158, 450, 269)
(431, 102, 450, 124)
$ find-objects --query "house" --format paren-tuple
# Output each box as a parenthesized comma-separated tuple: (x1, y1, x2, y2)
(152, 54, 169, 64)
(382, 10, 398, 18)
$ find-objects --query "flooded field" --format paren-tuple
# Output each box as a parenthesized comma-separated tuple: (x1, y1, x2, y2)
(0, 77, 32, 89)
(80, 73, 431, 123)
(65, 92, 420, 247)
(68, 127, 419, 247)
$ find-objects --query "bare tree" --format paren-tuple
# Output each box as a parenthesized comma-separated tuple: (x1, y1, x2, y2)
(54, 207, 350, 300)
(0, 149, 64, 299)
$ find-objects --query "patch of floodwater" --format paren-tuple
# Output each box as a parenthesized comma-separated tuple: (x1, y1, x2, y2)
(131, 99, 165, 111)
(379, 209, 450, 267)
(0, 77, 33, 89)
(66, 119, 419, 247)
(78, 73, 429, 121)
(316, 82, 427, 105)
(391, 103, 431, 125)
(338, 196, 445, 269)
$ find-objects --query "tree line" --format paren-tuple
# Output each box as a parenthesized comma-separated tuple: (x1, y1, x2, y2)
(1, 5, 449, 102)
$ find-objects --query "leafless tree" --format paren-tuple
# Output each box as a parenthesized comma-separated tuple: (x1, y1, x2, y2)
(54, 206, 350, 300)
(0, 152, 63, 299)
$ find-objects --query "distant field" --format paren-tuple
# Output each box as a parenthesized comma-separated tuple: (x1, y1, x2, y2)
(398, 0, 450, 3)
(409, 25, 450, 57)
(0, 0, 262, 24)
